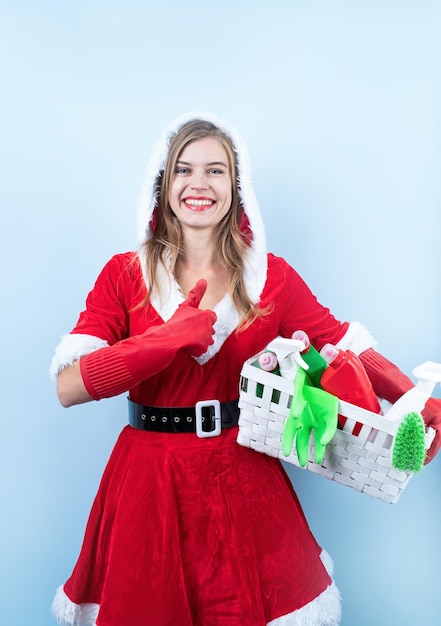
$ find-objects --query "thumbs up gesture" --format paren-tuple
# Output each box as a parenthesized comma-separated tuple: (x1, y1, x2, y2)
(166, 279, 217, 357)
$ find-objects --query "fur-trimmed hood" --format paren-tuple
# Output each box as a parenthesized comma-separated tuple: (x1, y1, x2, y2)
(136, 111, 267, 307)
(137, 112, 266, 253)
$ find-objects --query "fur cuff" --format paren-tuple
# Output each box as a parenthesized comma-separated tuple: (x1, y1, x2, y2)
(49, 334, 109, 382)
(336, 321, 377, 356)
(51, 585, 99, 626)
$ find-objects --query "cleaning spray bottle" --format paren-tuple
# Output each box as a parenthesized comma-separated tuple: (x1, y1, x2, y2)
(265, 337, 308, 380)
(291, 330, 327, 387)
(255, 351, 280, 398)
(383, 361, 441, 421)
(253, 338, 306, 404)
(319, 344, 381, 435)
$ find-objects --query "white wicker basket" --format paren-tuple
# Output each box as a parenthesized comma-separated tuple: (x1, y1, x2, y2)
(237, 356, 439, 504)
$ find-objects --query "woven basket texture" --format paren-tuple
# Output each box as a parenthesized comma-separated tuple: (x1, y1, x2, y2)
(237, 359, 435, 504)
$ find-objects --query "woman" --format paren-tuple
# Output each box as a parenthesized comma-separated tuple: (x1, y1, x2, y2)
(50, 112, 440, 626)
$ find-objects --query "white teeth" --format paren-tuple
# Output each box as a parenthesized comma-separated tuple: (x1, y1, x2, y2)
(185, 199, 213, 206)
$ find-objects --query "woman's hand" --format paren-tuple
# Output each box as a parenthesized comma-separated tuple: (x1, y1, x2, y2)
(166, 279, 217, 357)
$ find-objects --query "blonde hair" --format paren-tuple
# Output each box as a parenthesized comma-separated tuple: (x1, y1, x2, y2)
(142, 119, 262, 328)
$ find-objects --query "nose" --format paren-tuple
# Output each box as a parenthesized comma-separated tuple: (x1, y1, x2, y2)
(190, 170, 209, 190)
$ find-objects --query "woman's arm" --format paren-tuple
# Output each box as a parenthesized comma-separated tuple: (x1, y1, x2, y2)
(55, 280, 216, 407)
(57, 361, 93, 407)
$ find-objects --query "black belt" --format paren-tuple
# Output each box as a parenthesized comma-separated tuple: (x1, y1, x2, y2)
(128, 398, 240, 438)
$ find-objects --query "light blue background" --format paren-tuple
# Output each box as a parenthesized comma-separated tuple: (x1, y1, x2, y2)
(1, 1, 440, 624)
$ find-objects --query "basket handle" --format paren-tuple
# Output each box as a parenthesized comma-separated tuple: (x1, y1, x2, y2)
(383, 361, 441, 422)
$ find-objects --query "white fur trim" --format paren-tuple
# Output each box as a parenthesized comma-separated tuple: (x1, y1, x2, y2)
(138, 112, 267, 360)
(51, 585, 99, 626)
(137, 245, 240, 363)
(267, 550, 341, 626)
(49, 334, 109, 382)
(267, 582, 341, 626)
(50, 552, 339, 626)
(194, 292, 240, 365)
(319, 549, 334, 578)
(137, 247, 181, 322)
(335, 321, 377, 355)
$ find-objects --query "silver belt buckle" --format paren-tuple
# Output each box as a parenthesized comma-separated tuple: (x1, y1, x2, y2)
(195, 400, 222, 438)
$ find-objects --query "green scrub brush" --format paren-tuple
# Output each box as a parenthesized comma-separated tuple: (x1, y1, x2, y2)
(392, 411, 426, 473)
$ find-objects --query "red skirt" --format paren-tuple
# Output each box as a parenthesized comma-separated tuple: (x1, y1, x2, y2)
(51, 426, 341, 626)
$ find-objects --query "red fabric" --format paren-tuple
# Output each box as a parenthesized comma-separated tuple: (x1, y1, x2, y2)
(71, 252, 348, 407)
(358, 348, 414, 404)
(64, 428, 331, 626)
(60, 251, 348, 624)
(80, 280, 216, 400)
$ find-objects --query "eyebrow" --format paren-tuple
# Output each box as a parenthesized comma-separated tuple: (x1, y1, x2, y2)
(176, 160, 228, 168)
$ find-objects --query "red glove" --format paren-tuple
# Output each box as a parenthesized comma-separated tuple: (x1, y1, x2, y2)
(359, 348, 441, 463)
(420, 397, 441, 463)
(80, 279, 216, 400)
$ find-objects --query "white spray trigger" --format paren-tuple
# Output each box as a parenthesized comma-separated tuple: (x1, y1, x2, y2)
(412, 361, 441, 384)
(294, 350, 309, 370)
(265, 337, 309, 371)
(384, 360, 441, 422)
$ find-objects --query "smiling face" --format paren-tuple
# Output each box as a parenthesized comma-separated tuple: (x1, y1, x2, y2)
(168, 137, 233, 234)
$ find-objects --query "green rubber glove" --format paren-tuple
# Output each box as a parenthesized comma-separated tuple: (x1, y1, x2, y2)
(282, 366, 339, 467)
